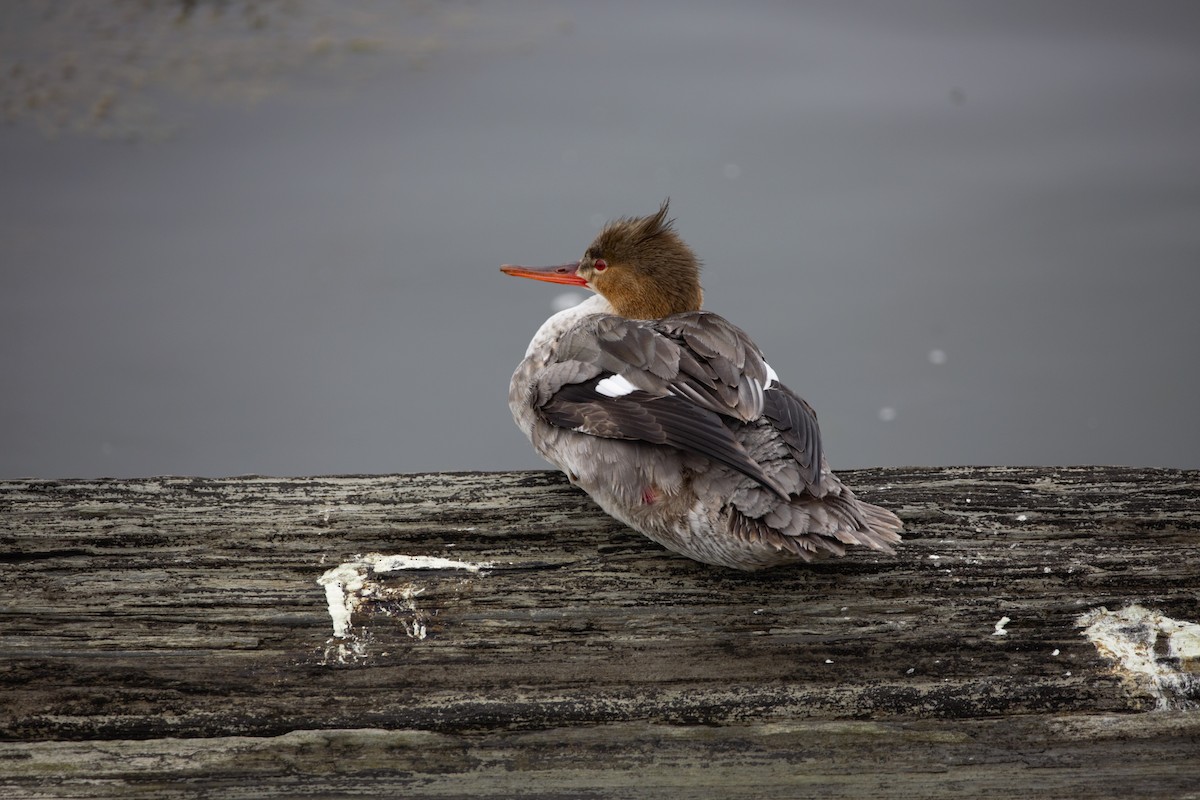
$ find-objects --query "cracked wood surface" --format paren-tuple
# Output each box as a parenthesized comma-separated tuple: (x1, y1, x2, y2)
(1, 466, 1198, 798)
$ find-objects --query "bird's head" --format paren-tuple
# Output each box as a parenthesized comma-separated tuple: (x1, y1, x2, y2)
(501, 200, 703, 319)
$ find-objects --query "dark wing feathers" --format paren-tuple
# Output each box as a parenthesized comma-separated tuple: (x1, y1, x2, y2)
(561, 317, 678, 381)
(532, 360, 603, 407)
(762, 385, 823, 488)
(541, 378, 789, 500)
(537, 311, 822, 499)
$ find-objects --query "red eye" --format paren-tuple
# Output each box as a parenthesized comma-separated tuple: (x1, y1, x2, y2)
(594, 259, 607, 271)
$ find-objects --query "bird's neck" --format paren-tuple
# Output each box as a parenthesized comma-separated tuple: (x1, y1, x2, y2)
(604, 279, 703, 320)
(525, 294, 613, 358)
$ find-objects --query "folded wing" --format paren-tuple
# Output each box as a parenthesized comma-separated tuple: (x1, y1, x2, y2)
(535, 312, 825, 499)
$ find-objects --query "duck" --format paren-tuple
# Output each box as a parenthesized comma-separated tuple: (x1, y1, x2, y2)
(501, 200, 902, 570)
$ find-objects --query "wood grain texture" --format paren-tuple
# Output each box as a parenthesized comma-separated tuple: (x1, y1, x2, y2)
(2, 466, 1199, 797)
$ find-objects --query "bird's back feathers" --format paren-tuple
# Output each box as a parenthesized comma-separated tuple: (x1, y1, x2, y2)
(513, 308, 901, 568)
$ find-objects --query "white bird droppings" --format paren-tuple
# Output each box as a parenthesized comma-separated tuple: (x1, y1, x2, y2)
(368, 554, 494, 573)
(317, 552, 493, 664)
(1079, 604, 1200, 709)
(317, 562, 365, 640)
(993, 616, 1011, 636)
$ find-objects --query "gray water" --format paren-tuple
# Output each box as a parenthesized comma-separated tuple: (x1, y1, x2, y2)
(3, 0, 1199, 478)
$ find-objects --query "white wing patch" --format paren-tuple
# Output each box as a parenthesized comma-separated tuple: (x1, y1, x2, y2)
(595, 373, 638, 398)
(764, 362, 780, 387)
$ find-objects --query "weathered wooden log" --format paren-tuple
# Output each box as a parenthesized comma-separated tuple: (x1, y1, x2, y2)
(1, 466, 1198, 797)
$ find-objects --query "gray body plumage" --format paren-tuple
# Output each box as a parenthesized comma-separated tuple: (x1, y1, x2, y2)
(509, 294, 903, 571)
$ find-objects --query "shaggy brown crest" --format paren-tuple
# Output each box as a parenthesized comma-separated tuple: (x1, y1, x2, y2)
(579, 200, 704, 320)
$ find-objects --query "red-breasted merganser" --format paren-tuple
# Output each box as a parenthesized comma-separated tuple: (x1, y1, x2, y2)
(502, 201, 902, 570)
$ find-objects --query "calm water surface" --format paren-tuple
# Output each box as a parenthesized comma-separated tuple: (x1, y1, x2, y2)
(2, 1, 1198, 478)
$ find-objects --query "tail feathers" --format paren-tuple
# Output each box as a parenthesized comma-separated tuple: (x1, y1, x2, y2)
(730, 489, 903, 561)
(855, 500, 904, 550)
